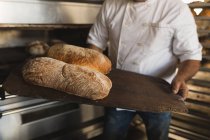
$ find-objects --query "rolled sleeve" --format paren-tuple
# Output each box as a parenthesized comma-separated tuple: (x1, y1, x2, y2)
(87, 0, 109, 51)
(172, 5, 202, 62)
(87, 29, 108, 51)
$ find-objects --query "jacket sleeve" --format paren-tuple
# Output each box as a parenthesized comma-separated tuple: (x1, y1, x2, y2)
(172, 4, 202, 62)
(87, 0, 110, 51)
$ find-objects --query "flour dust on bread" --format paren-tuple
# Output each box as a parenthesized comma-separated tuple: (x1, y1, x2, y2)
(47, 44, 111, 74)
(22, 57, 112, 100)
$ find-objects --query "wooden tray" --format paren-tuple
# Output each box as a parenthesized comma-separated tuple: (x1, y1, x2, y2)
(3, 66, 188, 113)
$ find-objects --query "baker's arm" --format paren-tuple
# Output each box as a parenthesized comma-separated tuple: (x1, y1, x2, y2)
(86, 0, 109, 53)
(171, 4, 202, 100)
(171, 60, 200, 100)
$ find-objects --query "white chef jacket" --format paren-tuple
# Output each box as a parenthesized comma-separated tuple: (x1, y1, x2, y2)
(87, 0, 202, 83)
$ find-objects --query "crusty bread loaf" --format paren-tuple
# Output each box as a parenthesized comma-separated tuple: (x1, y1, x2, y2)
(47, 44, 111, 74)
(22, 57, 112, 100)
(26, 40, 49, 56)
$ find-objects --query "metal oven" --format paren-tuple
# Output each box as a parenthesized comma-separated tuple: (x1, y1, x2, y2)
(0, 0, 104, 140)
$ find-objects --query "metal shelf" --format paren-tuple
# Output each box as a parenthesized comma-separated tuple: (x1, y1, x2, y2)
(0, 24, 92, 30)
(201, 42, 210, 48)
(200, 67, 210, 72)
(202, 55, 210, 60)
(195, 16, 210, 21)
(198, 29, 210, 34)
(189, 3, 210, 8)
(198, 30, 210, 38)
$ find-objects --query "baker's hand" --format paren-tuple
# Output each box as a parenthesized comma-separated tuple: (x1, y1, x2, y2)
(171, 77, 189, 101)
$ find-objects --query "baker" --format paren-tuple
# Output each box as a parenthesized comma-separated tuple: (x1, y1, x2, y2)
(87, 0, 202, 139)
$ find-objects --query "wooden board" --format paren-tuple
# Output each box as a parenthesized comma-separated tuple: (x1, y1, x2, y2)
(3, 66, 188, 113)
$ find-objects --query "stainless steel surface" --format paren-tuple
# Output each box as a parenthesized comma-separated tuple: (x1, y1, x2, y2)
(0, 0, 101, 24)
(2, 100, 59, 116)
(0, 87, 104, 140)
(0, 89, 104, 140)
(0, 99, 80, 140)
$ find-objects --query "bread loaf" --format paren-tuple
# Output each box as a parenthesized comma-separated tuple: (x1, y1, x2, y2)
(47, 44, 111, 74)
(22, 57, 112, 100)
(26, 41, 49, 56)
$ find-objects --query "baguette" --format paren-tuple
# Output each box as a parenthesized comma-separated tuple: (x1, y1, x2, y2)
(22, 57, 112, 100)
(47, 44, 111, 74)
(26, 40, 49, 56)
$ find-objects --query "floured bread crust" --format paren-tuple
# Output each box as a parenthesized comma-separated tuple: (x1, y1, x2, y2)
(47, 44, 111, 74)
(22, 57, 112, 100)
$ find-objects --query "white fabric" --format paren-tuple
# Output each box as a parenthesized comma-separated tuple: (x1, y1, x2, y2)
(87, 0, 202, 83)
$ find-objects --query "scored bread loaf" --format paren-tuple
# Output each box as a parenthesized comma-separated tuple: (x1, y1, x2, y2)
(47, 44, 111, 74)
(22, 57, 112, 100)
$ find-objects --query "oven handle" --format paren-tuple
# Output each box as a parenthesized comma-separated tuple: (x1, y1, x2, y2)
(1, 101, 59, 116)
